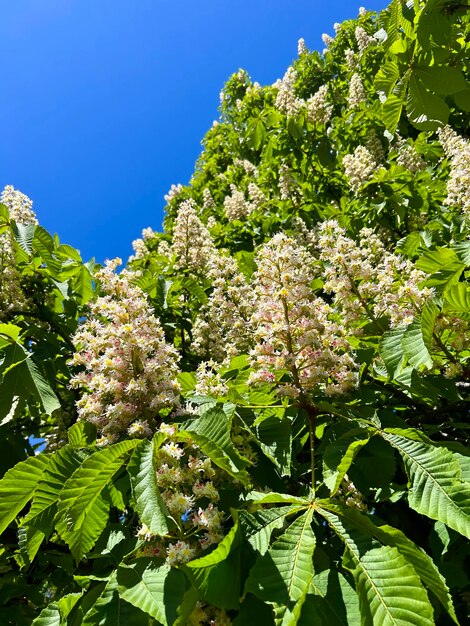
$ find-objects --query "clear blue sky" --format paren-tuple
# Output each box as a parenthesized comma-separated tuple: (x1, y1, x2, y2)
(0, 0, 386, 263)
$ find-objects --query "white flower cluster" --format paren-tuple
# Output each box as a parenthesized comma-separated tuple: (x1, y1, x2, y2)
(192, 253, 255, 362)
(1, 185, 37, 224)
(202, 188, 216, 210)
(0, 185, 38, 318)
(347, 73, 367, 108)
(337, 474, 367, 511)
(342, 145, 378, 194)
(137, 425, 229, 566)
(396, 138, 426, 174)
(345, 49, 358, 70)
(129, 226, 156, 262)
(223, 184, 252, 220)
(278, 164, 297, 200)
(249, 234, 358, 398)
(317, 220, 433, 328)
(438, 126, 470, 215)
(247, 182, 266, 210)
(307, 85, 332, 125)
(365, 131, 385, 163)
(171, 200, 216, 273)
(274, 67, 303, 117)
(195, 361, 228, 397)
(355, 26, 374, 53)
(234, 159, 258, 177)
(297, 37, 308, 56)
(70, 259, 181, 442)
(322, 33, 334, 47)
(164, 183, 184, 203)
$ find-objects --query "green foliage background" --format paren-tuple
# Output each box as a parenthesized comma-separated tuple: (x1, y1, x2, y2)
(0, 1, 469, 624)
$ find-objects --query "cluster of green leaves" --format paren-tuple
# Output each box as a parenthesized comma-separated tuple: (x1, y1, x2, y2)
(0, 0, 469, 624)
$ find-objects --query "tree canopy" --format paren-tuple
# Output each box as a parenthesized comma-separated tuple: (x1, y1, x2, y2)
(0, 1, 469, 624)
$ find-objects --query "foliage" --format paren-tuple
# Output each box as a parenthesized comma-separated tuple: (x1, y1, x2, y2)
(1, 1, 470, 624)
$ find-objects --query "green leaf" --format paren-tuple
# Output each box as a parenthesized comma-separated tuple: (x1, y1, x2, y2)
(322, 429, 371, 495)
(0, 323, 21, 345)
(319, 502, 457, 623)
(382, 93, 404, 133)
(406, 73, 449, 130)
(72, 265, 94, 305)
(24, 445, 85, 526)
(244, 491, 309, 506)
(68, 421, 97, 447)
(185, 519, 241, 609)
(382, 430, 470, 539)
(31, 604, 61, 626)
(181, 407, 250, 485)
(58, 440, 139, 531)
(415, 66, 468, 96)
(25, 357, 61, 415)
(379, 327, 405, 377)
(127, 438, 169, 536)
(239, 506, 302, 556)
(82, 571, 148, 625)
(248, 119, 267, 150)
(117, 559, 186, 626)
(347, 545, 434, 626)
(177, 371, 197, 393)
(245, 508, 315, 607)
(181, 276, 207, 303)
(0, 455, 50, 534)
(320, 508, 434, 626)
(402, 314, 434, 370)
(12, 222, 36, 254)
(254, 415, 292, 476)
(442, 283, 470, 321)
(287, 117, 303, 141)
(56, 493, 110, 562)
(299, 569, 359, 626)
(416, 248, 462, 273)
(417, 0, 452, 47)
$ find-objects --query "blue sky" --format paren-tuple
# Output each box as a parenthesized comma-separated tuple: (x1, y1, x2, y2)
(0, 0, 386, 263)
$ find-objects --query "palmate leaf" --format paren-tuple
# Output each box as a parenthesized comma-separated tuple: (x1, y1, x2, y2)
(381, 429, 470, 539)
(319, 502, 457, 623)
(116, 559, 186, 626)
(127, 436, 169, 536)
(245, 507, 315, 622)
(320, 509, 434, 626)
(0, 454, 50, 534)
(82, 571, 148, 626)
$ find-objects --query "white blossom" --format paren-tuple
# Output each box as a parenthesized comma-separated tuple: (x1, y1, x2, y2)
(348, 73, 367, 108)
